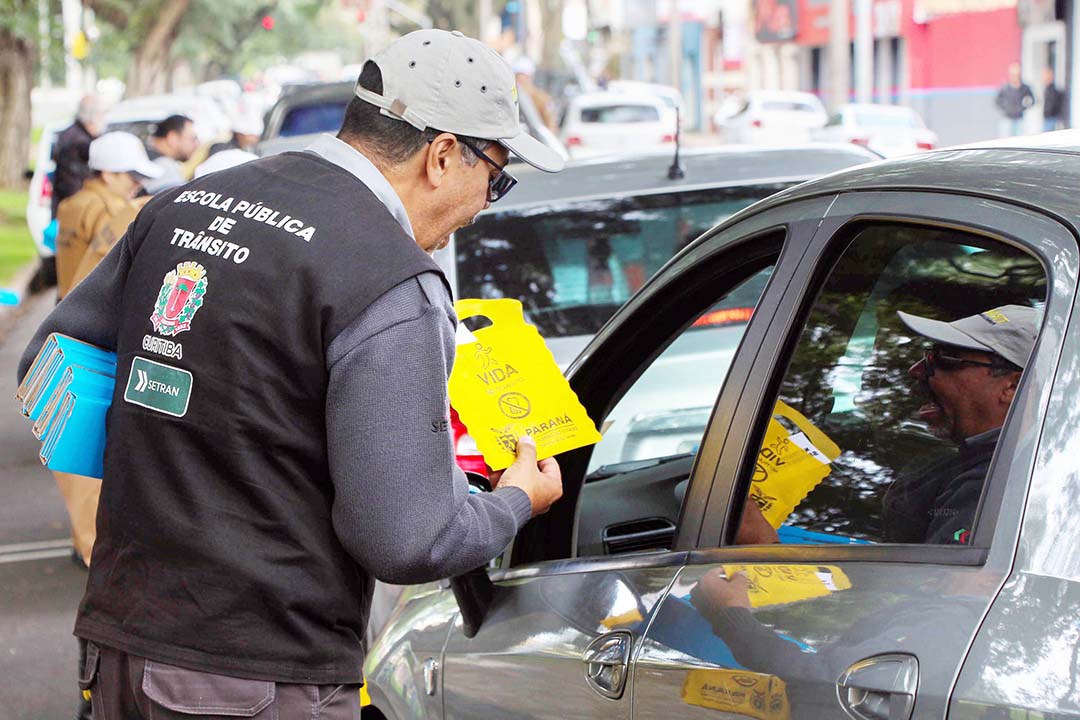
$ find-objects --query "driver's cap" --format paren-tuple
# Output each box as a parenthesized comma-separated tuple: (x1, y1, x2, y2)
(353, 29, 565, 172)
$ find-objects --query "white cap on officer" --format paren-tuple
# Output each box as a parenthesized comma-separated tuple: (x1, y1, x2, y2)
(353, 29, 565, 173)
(231, 111, 264, 137)
(88, 132, 164, 179)
(195, 149, 257, 178)
(898, 304, 1040, 369)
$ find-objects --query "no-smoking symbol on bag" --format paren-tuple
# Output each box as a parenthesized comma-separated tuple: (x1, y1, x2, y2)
(498, 392, 532, 419)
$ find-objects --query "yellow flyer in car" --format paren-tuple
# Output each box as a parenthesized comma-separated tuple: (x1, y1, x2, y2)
(449, 298, 603, 471)
(750, 400, 841, 528)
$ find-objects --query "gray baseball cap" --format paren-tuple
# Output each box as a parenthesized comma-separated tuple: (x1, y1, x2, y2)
(897, 304, 1040, 369)
(353, 29, 565, 173)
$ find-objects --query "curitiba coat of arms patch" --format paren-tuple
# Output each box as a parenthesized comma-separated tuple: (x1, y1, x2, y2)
(151, 261, 208, 337)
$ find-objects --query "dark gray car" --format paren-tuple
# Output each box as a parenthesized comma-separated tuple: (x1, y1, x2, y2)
(362, 131, 1080, 719)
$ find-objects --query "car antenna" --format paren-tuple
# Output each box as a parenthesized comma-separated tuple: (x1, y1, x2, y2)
(667, 104, 685, 180)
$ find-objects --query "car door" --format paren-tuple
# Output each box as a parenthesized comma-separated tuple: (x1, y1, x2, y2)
(438, 197, 839, 720)
(632, 189, 1074, 719)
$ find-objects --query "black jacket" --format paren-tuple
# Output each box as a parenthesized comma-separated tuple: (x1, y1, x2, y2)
(51, 120, 95, 216)
(881, 428, 998, 544)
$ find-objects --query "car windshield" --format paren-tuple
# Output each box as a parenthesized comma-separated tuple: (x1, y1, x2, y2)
(278, 100, 349, 137)
(581, 104, 661, 123)
(454, 184, 787, 339)
(853, 109, 922, 129)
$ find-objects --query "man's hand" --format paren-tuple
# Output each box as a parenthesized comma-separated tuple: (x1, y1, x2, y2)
(691, 568, 753, 614)
(490, 436, 563, 517)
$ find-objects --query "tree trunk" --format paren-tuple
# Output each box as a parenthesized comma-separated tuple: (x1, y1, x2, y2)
(0, 28, 34, 189)
(537, 0, 564, 72)
(125, 0, 191, 97)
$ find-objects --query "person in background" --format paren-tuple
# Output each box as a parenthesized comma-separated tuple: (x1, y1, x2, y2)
(55, 132, 162, 301)
(208, 112, 264, 155)
(995, 62, 1035, 137)
(1042, 66, 1066, 132)
(143, 113, 198, 193)
(51, 95, 105, 217)
(513, 56, 558, 132)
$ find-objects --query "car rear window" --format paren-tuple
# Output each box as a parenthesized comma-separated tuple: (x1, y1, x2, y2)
(853, 110, 922, 129)
(580, 105, 661, 123)
(454, 185, 787, 339)
(761, 101, 819, 113)
(278, 101, 349, 137)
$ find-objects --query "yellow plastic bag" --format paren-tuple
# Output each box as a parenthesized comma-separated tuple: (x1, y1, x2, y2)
(681, 668, 790, 720)
(720, 564, 852, 608)
(448, 299, 602, 471)
(750, 400, 841, 528)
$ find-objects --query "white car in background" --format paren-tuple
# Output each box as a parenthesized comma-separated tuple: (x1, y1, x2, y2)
(716, 90, 828, 145)
(814, 102, 938, 157)
(104, 94, 230, 145)
(559, 92, 676, 160)
(25, 122, 65, 258)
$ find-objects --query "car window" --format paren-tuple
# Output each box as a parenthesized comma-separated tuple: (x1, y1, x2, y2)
(740, 223, 1045, 546)
(580, 104, 661, 123)
(277, 101, 349, 137)
(587, 267, 773, 475)
(454, 185, 789, 341)
(761, 101, 819, 113)
(853, 109, 922, 129)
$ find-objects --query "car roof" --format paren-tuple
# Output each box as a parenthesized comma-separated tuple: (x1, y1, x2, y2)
(841, 103, 917, 115)
(569, 92, 667, 108)
(747, 131, 1080, 229)
(750, 90, 823, 102)
(485, 144, 879, 212)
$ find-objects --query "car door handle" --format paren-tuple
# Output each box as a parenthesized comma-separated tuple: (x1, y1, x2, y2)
(582, 631, 632, 700)
(837, 653, 918, 720)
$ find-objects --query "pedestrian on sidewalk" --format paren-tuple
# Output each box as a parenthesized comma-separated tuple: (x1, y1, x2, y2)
(995, 62, 1035, 137)
(1042, 66, 1066, 132)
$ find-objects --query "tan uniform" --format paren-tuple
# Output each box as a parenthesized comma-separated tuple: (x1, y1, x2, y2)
(70, 195, 151, 289)
(55, 178, 138, 299)
(53, 181, 142, 565)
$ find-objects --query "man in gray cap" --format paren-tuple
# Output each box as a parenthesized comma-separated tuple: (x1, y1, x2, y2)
(19, 29, 564, 719)
(883, 304, 1039, 545)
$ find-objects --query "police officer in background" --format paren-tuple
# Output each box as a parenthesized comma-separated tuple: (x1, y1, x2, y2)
(18, 29, 564, 719)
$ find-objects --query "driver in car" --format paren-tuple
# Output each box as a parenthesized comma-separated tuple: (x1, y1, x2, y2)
(881, 304, 1038, 544)
(735, 303, 1038, 546)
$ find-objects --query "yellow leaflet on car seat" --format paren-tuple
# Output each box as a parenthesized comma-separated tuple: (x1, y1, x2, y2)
(681, 668, 790, 720)
(449, 299, 602, 471)
(750, 400, 841, 528)
(720, 564, 852, 608)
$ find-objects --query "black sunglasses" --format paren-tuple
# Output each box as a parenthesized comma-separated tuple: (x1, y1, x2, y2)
(456, 137, 518, 203)
(922, 345, 1011, 377)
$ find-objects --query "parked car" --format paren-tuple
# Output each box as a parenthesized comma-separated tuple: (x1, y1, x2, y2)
(815, 102, 938, 157)
(362, 131, 1080, 719)
(25, 122, 65, 260)
(605, 79, 684, 115)
(559, 91, 676, 159)
(439, 143, 878, 473)
(255, 80, 567, 165)
(716, 90, 829, 145)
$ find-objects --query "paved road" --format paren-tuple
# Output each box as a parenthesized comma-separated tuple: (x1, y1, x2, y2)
(0, 289, 88, 720)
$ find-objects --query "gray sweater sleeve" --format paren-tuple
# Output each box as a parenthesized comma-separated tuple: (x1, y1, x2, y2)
(325, 271, 533, 584)
(17, 231, 130, 382)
